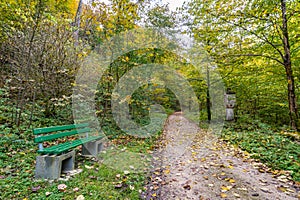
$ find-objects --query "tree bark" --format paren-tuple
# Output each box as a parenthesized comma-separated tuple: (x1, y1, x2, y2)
(281, 0, 299, 130)
(206, 64, 211, 121)
(74, 0, 83, 45)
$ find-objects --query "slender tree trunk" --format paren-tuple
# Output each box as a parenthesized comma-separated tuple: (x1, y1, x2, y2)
(281, 0, 299, 130)
(206, 64, 211, 121)
(28, 90, 36, 128)
(74, 0, 83, 45)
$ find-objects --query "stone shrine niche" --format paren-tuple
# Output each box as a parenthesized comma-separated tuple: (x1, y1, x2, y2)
(224, 88, 236, 121)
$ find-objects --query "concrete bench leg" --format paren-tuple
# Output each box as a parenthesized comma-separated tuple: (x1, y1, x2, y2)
(35, 150, 75, 180)
(82, 140, 103, 156)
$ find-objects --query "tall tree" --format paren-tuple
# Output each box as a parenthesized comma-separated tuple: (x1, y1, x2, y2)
(186, 0, 300, 129)
(280, 0, 298, 129)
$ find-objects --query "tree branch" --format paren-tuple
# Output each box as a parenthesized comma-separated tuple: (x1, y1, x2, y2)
(228, 53, 284, 65)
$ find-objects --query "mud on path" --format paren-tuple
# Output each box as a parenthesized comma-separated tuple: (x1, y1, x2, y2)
(142, 113, 300, 200)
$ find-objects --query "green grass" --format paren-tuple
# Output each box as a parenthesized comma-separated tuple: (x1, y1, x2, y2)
(0, 126, 160, 199)
(222, 122, 300, 182)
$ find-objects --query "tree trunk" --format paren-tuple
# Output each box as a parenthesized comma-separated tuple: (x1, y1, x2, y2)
(74, 0, 83, 45)
(206, 64, 211, 121)
(281, 0, 299, 130)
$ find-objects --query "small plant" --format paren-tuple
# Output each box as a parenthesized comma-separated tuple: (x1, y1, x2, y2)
(222, 124, 300, 182)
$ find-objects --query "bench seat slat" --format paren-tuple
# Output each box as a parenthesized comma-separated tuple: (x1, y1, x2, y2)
(33, 123, 89, 135)
(34, 128, 91, 143)
(37, 135, 104, 155)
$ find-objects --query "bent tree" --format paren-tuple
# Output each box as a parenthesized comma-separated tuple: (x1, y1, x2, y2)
(186, 0, 300, 129)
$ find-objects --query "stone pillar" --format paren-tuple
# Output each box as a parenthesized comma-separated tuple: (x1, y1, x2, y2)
(224, 89, 236, 121)
(35, 150, 75, 180)
(82, 140, 103, 157)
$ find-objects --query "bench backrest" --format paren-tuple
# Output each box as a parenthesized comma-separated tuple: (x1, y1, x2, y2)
(33, 123, 90, 150)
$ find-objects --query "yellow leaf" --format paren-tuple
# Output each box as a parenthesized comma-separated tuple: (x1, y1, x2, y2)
(152, 193, 157, 197)
(96, 26, 102, 31)
(229, 179, 236, 183)
(221, 186, 232, 192)
(221, 186, 228, 192)
(258, 168, 265, 173)
(220, 193, 227, 198)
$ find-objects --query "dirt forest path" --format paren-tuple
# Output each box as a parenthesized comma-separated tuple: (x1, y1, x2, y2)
(142, 113, 300, 200)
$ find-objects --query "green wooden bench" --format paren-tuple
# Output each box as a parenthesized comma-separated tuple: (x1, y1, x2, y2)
(34, 123, 103, 180)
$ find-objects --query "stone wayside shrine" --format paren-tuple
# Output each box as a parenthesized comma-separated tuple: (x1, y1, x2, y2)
(224, 88, 236, 121)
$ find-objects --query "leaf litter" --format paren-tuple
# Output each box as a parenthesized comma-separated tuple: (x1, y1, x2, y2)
(142, 113, 300, 199)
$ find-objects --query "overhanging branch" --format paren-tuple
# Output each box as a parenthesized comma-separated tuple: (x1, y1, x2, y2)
(228, 54, 284, 65)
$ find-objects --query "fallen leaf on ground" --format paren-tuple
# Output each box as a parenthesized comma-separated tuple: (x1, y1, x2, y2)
(233, 193, 240, 198)
(221, 185, 232, 192)
(129, 185, 134, 190)
(261, 187, 271, 193)
(114, 183, 123, 189)
(183, 184, 191, 190)
(45, 192, 52, 197)
(229, 178, 236, 183)
(220, 193, 227, 198)
(237, 187, 247, 191)
(76, 195, 85, 200)
(57, 184, 67, 192)
(31, 186, 41, 193)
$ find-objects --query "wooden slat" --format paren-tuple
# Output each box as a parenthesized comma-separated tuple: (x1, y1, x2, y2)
(33, 123, 89, 135)
(34, 128, 90, 143)
(37, 135, 104, 154)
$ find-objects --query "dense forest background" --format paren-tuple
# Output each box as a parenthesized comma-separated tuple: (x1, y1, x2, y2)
(1, 1, 300, 198)
(0, 0, 299, 134)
